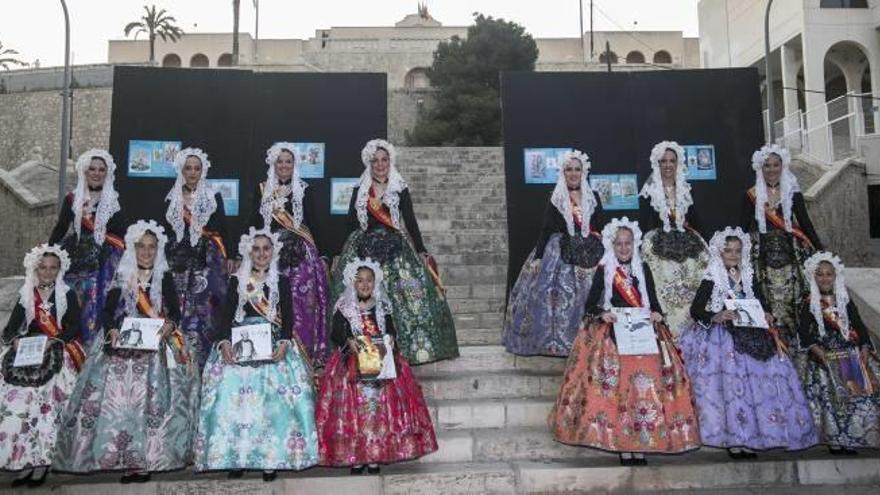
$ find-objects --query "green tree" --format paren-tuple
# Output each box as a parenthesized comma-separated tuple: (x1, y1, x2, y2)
(124, 5, 184, 63)
(407, 13, 538, 146)
(0, 41, 27, 70)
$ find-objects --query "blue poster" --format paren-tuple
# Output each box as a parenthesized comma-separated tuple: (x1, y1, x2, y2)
(127, 140, 181, 178)
(330, 177, 360, 215)
(208, 179, 240, 216)
(523, 147, 572, 184)
(590, 174, 639, 210)
(289, 142, 325, 179)
(682, 144, 717, 181)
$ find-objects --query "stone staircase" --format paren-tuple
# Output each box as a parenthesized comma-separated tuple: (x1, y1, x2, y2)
(3, 147, 880, 493)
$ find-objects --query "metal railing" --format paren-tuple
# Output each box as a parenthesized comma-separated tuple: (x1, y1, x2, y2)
(763, 92, 878, 164)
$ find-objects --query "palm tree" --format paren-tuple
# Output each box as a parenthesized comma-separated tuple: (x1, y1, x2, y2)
(0, 41, 27, 70)
(232, 0, 241, 65)
(124, 5, 184, 63)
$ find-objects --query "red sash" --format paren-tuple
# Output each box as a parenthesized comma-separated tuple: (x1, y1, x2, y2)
(244, 281, 312, 371)
(33, 290, 85, 371)
(747, 188, 814, 248)
(183, 208, 227, 258)
(67, 193, 124, 250)
(571, 201, 600, 237)
(367, 186, 396, 229)
(612, 267, 643, 308)
(135, 288, 187, 358)
(258, 183, 316, 247)
(821, 299, 860, 344)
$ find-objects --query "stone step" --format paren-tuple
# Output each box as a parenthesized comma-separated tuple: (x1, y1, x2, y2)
(11, 453, 879, 494)
(424, 427, 612, 464)
(428, 397, 553, 431)
(414, 345, 565, 376)
(455, 326, 503, 345)
(419, 370, 562, 401)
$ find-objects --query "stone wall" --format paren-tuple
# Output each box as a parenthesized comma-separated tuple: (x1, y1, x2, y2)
(0, 185, 59, 276)
(794, 156, 872, 265)
(0, 87, 112, 170)
(388, 89, 437, 143)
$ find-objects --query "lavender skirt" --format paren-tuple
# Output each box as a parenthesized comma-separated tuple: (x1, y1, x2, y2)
(678, 322, 818, 450)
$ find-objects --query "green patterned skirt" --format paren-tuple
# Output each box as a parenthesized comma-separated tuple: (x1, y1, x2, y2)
(331, 226, 459, 364)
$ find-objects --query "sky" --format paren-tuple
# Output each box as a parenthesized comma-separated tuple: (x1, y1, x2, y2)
(0, 1, 700, 68)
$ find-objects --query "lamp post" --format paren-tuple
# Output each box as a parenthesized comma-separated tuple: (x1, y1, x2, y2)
(764, 0, 775, 143)
(58, 0, 72, 211)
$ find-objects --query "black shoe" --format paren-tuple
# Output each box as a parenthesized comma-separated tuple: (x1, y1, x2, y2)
(829, 446, 847, 456)
(619, 454, 634, 466)
(27, 468, 49, 488)
(728, 449, 745, 460)
(120, 472, 151, 484)
(351, 465, 365, 475)
(367, 465, 380, 475)
(741, 451, 758, 460)
(262, 471, 276, 482)
(844, 448, 859, 456)
(632, 457, 648, 466)
(228, 470, 244, 479)
(10, 470, 33, 488)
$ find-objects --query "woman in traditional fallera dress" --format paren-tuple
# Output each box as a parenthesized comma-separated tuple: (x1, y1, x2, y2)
(678, 227, 817, 458)
(0, 245, 84, 487)
(195, 228, 318, 481)
(164, 147, 233, 367)
(54, 220, 199, 484)
(503, 150, 605, 356)
(549, 218, 699, 466)
(49, 149, 126, 344)
(638, 141, 708, 337)
(249, 142, 329, 364)
(797, 251, 880, 453)
(317, 258, 437, 474)
(332, 139, 458, 365)
(741, 144, 822, 345)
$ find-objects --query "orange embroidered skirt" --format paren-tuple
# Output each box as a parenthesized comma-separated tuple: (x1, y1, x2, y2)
(549, 321, 700, 453)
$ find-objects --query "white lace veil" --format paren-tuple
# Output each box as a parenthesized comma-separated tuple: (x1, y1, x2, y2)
(72, 149, 121, 245)
(639, 141, 693, 232)
(233, 227, 283, 324)
(165, 147, 217, 247)
(550, 150, 597, 237)
(18, 244, 72, 327)
(750, 144, 800, 233)
(355, 139, 408, 231)
(259, 142, 308, 230)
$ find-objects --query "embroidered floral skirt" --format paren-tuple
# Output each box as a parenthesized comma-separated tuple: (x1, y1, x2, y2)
(503, 234, 600, 356)
(795, 335, 880, 448)
(63, 240, 122, 345)
(331, 226, 458, 365)
(549, 322, 700, 453)
(194, 317, 318, 471)
(751, 232, 814, 346)
(316, 349, 437, 466)
(678, 322, 818, 450)
(641, 229, 708, 338)
(53, 337, 199, 473)
(169, 239, 228, 369)
(278, 229, 329, 366)
(0, 347, 78, 470)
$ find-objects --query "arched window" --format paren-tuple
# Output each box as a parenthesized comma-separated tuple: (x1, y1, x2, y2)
(404, 67, 430, 89)
(161, 53, 181, 67)
(598, 51, 618, 64)
(625, 51, 645, 63)
(653, 50, 672, 64)
(190, 53, 209, 68)
(217, 53, 233, 67)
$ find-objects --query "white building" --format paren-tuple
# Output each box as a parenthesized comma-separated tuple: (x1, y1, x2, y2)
(108, 10, 700, 90)
(699, 0, 878, 164)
